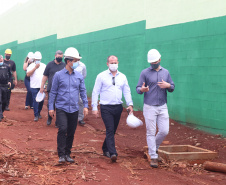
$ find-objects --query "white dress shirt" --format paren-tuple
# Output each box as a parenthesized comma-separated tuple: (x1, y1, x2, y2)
(92, 69, 133, 111)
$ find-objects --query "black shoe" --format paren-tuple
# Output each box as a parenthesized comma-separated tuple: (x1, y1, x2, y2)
(38, 114, 42, 119)
(34, 116, 39, 122)
(111, 154, 117, 162)
(103, 151, 110, 158)
(47, 118, 52, 126)
(78, 120, 85, 126)
(65, 155, 74, 163)
(5, 106, 10, 111)
(59, 156, 66, 163)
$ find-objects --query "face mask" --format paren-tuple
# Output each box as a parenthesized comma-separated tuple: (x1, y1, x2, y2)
(71, 62, 79, 69)
(5, 55, 10, 60)
(0, 62, 3, 66)
(35, 60, 40, 64)
(109, 64, 118, 72)
(151, 62, 160, 69)
(56, 57, 62, 63)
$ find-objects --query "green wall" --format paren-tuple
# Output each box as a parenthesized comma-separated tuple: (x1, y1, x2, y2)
(0, 16, 226, 135)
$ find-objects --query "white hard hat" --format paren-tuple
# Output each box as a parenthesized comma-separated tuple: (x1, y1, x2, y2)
(34, 51, 42, 60)
(27, 52, 34, 58)
(147, 49, 161, 63)
(126, 114, 143, 128)
(36, 91, 46, 102)
(64, 47, 82, 59)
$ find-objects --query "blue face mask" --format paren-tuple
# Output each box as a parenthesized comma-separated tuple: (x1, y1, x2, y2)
(71, 62, 79, 69)
(0, 62, 3, 66)
(151, 62, 160, 69)
(35, 60, 40, 64)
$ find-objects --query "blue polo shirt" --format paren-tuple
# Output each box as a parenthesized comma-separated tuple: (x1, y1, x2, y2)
(49, 68, 88, 113)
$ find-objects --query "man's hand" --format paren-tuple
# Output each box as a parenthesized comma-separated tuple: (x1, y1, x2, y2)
(157, 79, 171, 89)
(126, 106, 133, 115)
(49, 110, 54, 118)
(8, 82, 11, 88)
(83, 108, 88, 117)
(14, 80, 17, 86)
(35, 63, 40, 69)
(40, 87, 44, 93)
(92, 110, 99, 118)
(140, 82, 149, 92)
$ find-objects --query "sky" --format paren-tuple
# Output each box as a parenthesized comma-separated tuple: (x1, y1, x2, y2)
(0, 0, 30, 15)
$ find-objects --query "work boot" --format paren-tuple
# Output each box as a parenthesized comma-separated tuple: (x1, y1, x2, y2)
(111, 154, 117, 162)
(150, 159, 158, 168)
(59, 156, 66, 163)
(78, 120, 85, 126)
(103, 151, 111, 158)
(47, 118, 52, 126)
(65, 155, 74, 163)
(5, 106, 10, 111)
(34, 116, 39, 122)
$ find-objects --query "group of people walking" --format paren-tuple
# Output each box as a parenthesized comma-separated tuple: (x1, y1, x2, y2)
(0, 47, 175, 168)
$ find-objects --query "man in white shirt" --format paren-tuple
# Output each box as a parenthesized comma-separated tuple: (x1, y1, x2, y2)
(27, 51, 46, 121)
(92, 55, 133, 162)
(75, 56, 87, 126)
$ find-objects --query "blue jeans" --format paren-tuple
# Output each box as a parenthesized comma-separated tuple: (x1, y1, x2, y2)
(30, 88, 44, 117)
(24, 78, 33, 107)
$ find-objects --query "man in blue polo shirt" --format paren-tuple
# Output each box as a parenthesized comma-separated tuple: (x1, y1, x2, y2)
(49, 47, 88, 163)
(136, 49, 175, 168)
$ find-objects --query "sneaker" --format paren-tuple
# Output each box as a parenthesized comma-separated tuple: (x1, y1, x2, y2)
(65, 155, 74, 163)
(111, 154, 117, 162)
(150, 159, 158, 168)
(34, 116, 39, 122)
(30, 107, 34, 109)
(59, 156, 66, 163)
(38, 114, 42, 119)
(5, 106, 10, 111)
(78, 120, 85, 126)
(156, 150, 162, 162)
(25, 106, 29, 109)
(46, 118, 52, 126)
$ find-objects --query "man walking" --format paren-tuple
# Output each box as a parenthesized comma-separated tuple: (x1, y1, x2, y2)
(49, 47, 88, 163)
(3, 49, 17, 111)
(136, 49, 175, 168)
(75, 55, 87, 126)
(40, 50, 65, 126)
(0, 55, 11, 121)
(92, 55, 133, 163)
(27, 51, 46, 121)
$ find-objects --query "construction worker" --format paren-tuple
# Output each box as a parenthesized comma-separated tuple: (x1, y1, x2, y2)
(40, 50, 65, 126)
(27, 51, 46, 121)
(3, 49, 17, 111)
(75, 54, 87, 126)
(49, 47, 88, 163)
(0, 55, 11, 121)
(136, 49, 175, 168)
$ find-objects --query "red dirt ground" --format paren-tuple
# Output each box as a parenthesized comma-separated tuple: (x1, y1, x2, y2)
(0, 81, 226, 185)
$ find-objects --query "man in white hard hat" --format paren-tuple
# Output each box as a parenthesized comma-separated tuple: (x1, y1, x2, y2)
(74, 54, 87, 126)
(92, 55, 133, 163)
(40, 50, 65, 126)
(136, 49, 175, 168)
(49, 47, 88, 163)
(27, 51, 46, 121)
(3, 49, 17, 111)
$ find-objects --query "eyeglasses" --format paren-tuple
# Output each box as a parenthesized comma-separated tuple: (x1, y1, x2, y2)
(112, 77, 115, 85)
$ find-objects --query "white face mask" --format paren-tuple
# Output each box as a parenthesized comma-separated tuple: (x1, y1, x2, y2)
(109, 64, 118, 72)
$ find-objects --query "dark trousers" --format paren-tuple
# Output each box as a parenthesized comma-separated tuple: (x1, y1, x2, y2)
(30, 88, 44, 117)
(100, 104, 123, 156)
(56, 108, 78, 157)
(6, 79, 14, 107)
(0, 86, 8, 118)
(24, 78, 33, 107)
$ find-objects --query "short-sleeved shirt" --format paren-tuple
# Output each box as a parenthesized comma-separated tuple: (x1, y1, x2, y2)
(0, 64, 11, 85)
(3, 59, 16, 79)
(43, 60, 65, 92)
